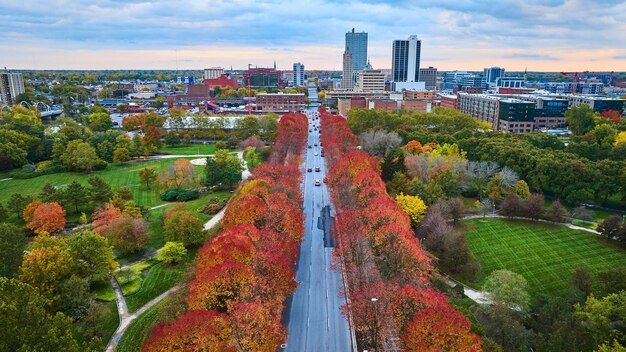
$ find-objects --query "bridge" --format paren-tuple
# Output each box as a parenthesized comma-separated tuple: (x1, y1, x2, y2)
(18, 101, 63, 120)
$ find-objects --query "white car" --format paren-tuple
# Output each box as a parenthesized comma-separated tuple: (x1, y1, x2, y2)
(314, 179, 321, 186)
(314, 152, 318, 156)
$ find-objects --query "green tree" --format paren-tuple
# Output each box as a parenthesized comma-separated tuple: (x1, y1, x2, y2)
(483, 269, 530, 312)
(60, 140, 104, 172)
(164, 208, 204, 247)
(0, 224, 26, 278)
(62, 180, 86, 213)
(576, 291, 626, 347)
(87, 176, 113, 207)
(571, 267, 593, 296)
(590, 124, 618, 145)
(509, 180, 531, 199)
(566, 104, 597, 135)
(7, 193, 33, 219)
(158, 242, 188, 264)
(139, 167, 158, 190)
(39, 183, 61, 203)
(0, 278, 83, 352)
(243, 146, 261, 168)
(18, 244, 73, 302)
(66, 231, 118, 283)
(87, 112, 112, 132)
(112, 147, 131, 163)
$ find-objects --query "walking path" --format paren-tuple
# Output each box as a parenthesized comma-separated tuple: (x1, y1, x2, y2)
(106, 150, 250, 351)
(0, 178, 13, 182)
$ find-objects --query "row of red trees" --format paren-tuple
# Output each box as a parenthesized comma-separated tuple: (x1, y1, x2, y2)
(318, 107, 482, 351)
(142, 113, 308, 352)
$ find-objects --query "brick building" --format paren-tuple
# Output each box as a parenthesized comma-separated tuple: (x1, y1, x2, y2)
(255, 93, 305, 112)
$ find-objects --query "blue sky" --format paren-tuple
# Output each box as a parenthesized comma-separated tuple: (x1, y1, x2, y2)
(1, 0, 625, 70)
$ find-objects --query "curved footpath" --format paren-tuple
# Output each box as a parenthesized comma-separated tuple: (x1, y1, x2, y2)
(106, 151, 249, 352)
(445, 214, 601, 304)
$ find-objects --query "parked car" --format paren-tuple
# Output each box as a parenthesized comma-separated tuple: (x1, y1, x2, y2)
(307, 168, 312, 172)
(315, 166, 320, 172)
(314, 179, 321, 186)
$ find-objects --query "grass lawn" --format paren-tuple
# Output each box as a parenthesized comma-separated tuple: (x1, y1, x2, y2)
(160, 144, 217, 155)
(73, 301, 119, 344)
(124, 252, 195, 313)
(116, 300, 166, 352)
(0, 158, 202, 208)
(464, 218, 626, 297)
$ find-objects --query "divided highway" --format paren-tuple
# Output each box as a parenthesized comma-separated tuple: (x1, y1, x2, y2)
(285, 108, 353, 351)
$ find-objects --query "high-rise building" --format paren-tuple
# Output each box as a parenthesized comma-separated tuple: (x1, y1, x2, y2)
(484, 67, 505, 84)
(203, 67, 225, 80)
(419, 66, 437, 90)
(342, 50, 354, 90)
(0, 71, 25, 106)
(345, 28, 368, 71)
(356, 69, 385, 92)
(293, 62, 305, 87)
(392, 35, 421, 83)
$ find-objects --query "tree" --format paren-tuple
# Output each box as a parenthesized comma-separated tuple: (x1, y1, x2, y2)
(566, 104, 597, 135)
(381, 148, 406, 181)
(206, 150, 244, 189)
(571, 267, 593, 296)
(158, 242, 188, 264)
(7, 193, 33, 219)
(18, 243, 73, 300)
(500, 194, 522, 217)
(25, 202, 66, 235)
(478, 198, 493, 218)
(66, 231, 118, 283)
(575, 291, 626, 347)
(358, 130, 403, 157)
(158, 159, 197, 190)
(101, 214, 149, 254)
(62, 180, 86, 213)
(139, 167, 158, 190)
(87, 176, 114, 207)
(546, 200, 568, 222)
(596, 340, 626, 352)
(521, 193, 545, 220)
(0, 203, 6, 222)
(0, 278, 84, 352)
(615, 131, 626, 146)
(590, 124, 618, 144)
(509, 180, 531, 199)
(402, 305, 482, 352)
(0, 224, 26, 277)
(479, 303, 534, 351)
(164, 208, 205, 247)
(597, 215, 622, 240)
(60, 140, 104, 172)
(483, 270, 530, 311)
(442, 197, 465, 224)
(87, 112, 112, 132)
(395, 193, 427, 228)
(112, 147, 131, 163)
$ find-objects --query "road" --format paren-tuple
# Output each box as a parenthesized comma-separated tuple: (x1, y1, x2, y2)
(285, 109, 353, 351)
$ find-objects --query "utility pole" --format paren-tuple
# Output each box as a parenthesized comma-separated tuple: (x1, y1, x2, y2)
(247, 63, 252, 115)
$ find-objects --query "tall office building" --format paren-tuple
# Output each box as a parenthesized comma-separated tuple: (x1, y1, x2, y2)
(356, 69, 385, 92)
(0, 71, 25, 106)
(484, 67, 505, 84)
(293, 62, 305, 87)
(392, 35, 421, 83)
(345, 28, 368, 71)
(419, 66, 437, 90)
(342, 50, 354, 90)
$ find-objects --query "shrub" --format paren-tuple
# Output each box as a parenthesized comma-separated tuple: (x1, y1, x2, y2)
(158, 242, 188, 264)
(160, 189, 180, 202)
(199, 198, 227, 215)
(176, 191, 200, 202)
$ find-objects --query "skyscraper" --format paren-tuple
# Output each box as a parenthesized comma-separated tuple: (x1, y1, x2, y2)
(484, 67, 505, 84)
(392, 35, 421, 83)
(345, 28, 368, 71)
(0, 71, 25, 106)
(293, 62, 305, 87)
(342, 50, 353, 90)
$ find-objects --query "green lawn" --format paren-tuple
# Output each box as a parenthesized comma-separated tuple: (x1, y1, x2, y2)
(0, 158, 202, 208)
(464, 218, 626, 297)
(160, 144, 217, 155)
(116, 300, 166, 352)
(124, 252, 195, 313)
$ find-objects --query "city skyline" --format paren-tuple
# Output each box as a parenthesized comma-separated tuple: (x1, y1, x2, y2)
(1, 0, 626, 71)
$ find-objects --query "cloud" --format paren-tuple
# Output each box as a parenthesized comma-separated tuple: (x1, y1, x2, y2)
(502, 53, 559, 61)
(0, 0, 625, 69)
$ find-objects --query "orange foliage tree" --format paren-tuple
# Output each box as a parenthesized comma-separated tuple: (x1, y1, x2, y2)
(24, 201, 66, 234)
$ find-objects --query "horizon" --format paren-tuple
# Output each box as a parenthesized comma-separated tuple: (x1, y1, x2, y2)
(2, 0, 626, 71)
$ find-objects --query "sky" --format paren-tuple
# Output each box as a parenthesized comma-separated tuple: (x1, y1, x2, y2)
(1, 0, 626, 71)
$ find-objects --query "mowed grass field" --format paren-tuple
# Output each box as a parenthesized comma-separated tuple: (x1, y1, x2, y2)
(0, 158, 206, 208)
(116, 299, 166, 352)
(465, 218, 626, 297)
(160, 143, 218, 155)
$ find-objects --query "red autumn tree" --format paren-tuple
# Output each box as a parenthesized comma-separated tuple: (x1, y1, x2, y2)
(100, 214, 149, 254)
(142, 310, 233, 352)
(390, 286, 449, 332)
(402, 305, 482, 352)
(92, 203, 122, 234)
(600, 109, 622, 124)
(227, 301, 286, 352)
(25, 202, 66, 234)
(221, 195, 267, 230)
(187, 260, 256, 312)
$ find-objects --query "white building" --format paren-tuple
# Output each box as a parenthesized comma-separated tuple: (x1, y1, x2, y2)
(0, 72, 25, 106)
(392, 35, 421, 83)
(293, 62, 305, 87)
(342, 50, 354, 91)
(203, 67, 225, 80)
(356, 69, 385, 92)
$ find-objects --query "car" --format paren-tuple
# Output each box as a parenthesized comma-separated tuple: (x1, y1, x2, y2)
(319, 142, 323, 146)
(314, 179, 321, 186)
(309, 129, 312, 132)
(308, 145, 312, 148)
(314, 152, 318, 156)
(314, 143, 318, 146)
(307, 168, 312, 172)
(315, 166, 320, 172)
(321, 152, 325, 157)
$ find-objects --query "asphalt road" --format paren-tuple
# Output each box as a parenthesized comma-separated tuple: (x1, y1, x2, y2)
(285, 109, 353, 352)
